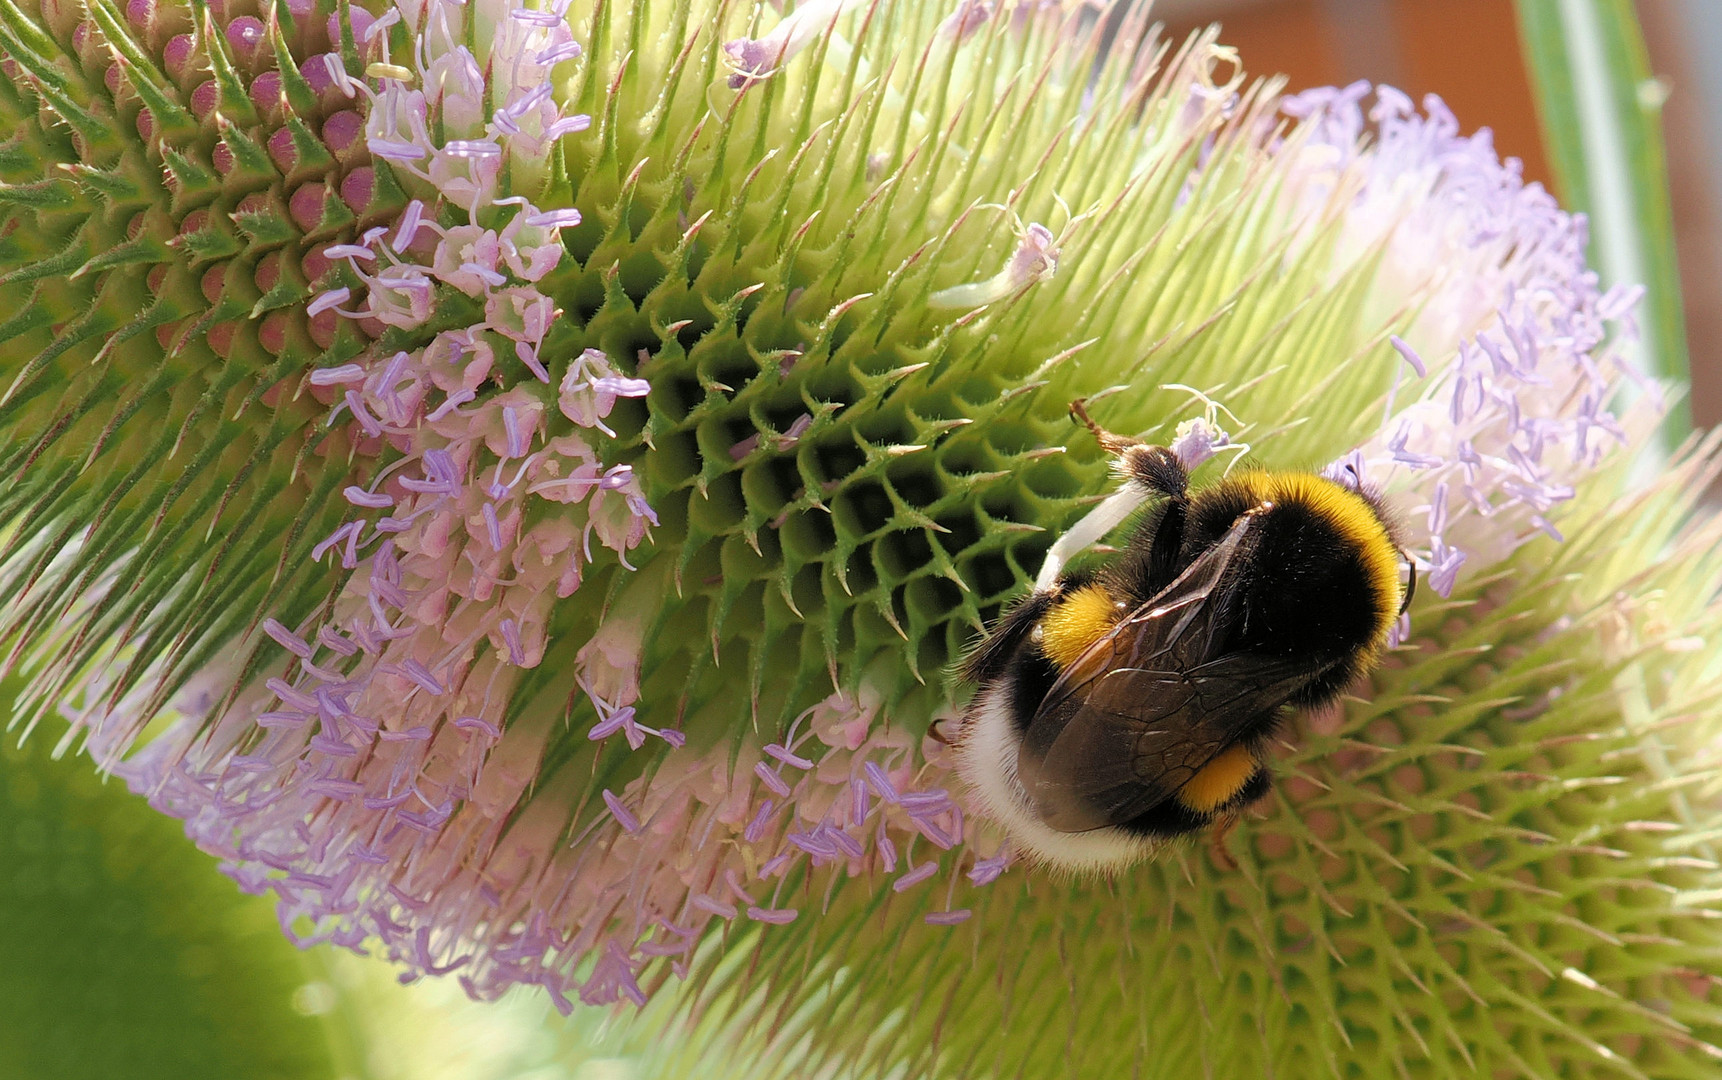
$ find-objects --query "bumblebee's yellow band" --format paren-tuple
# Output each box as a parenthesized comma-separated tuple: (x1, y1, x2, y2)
(1038, 584, 1122, 670)
(1176, 742, 1258, 813)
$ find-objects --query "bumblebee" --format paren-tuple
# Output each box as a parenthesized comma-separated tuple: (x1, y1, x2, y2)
(952, 403, 1413, 873)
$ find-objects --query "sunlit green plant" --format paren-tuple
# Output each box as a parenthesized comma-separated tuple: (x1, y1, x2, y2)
(3, 0, 1721, 1075)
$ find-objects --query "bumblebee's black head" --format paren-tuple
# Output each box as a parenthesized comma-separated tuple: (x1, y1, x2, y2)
(1186, 470, 1408, 672)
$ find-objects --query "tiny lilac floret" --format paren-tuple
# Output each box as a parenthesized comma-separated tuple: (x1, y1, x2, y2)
(723, 0, 860, 88)
(1169, 416, 1228, 471)
(929, 220, 1059, 309)
(967, 851, 1010, 886)
(937, 0, 991, 42)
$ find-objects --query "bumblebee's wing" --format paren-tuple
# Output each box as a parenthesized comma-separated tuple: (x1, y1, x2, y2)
(1017, 512, 1320, 833)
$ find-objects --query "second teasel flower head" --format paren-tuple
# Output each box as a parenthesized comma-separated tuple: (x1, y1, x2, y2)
(4, 0, 1722, 1076)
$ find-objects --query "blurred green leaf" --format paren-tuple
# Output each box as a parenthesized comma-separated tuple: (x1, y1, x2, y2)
(1515, 0, 1690, 446)
(0, 682, 344, 1080)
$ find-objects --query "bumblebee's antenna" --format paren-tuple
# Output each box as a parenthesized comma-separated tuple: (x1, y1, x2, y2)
(1069, 399, 1140, 456)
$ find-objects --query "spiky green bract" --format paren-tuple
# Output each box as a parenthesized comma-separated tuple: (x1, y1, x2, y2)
(0, 0, 1432, 997)
(0, 0, 387, 734)
(549, 4, 1391, 741)
(618, 441, 1722, 1080)
(0, 679, 340, 1080)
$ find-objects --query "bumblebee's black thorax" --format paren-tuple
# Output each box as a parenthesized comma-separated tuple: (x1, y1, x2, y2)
(1177, 478, 1390, 675)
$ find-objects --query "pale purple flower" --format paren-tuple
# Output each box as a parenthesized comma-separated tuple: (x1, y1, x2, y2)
(1290, 86, 1647, 598)
(481, 286, 554, 348)
(499, 212, 567, 281)
(938, 0, 992, 43)
(425, 47, 487, 137)
(557, 348, 651, 434)
(427, 143, 504, 213)
(1169, 416, 1229, 471)
(432, 225, 506, 297)
(365, 81, 432, 158)
(364, 264, 437, 329)
(929, 220, 1059, 308)
(723, 0, 864, 88)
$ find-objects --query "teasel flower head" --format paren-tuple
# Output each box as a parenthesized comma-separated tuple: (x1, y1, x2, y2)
(4, 0, 1722, 1074)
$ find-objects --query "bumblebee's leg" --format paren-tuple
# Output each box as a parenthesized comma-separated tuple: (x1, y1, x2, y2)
(1208, 758, 1273, 871)
(960, 589, 1057, 685)
(1208, 810, 1241, 872)
(1034, 487, 1148, 591)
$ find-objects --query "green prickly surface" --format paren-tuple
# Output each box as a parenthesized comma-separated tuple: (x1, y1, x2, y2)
(633, 441, 1722, 1079)
(8, 2, 1720, 1076)
(1, 0, 1402, 760)
(518, 0, 1407, 773)
(0, 0, 387, 733)
(0, 676, 341, 1080)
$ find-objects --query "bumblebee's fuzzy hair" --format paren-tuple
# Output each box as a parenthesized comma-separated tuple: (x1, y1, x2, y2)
(953, 458, 1407, 875)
